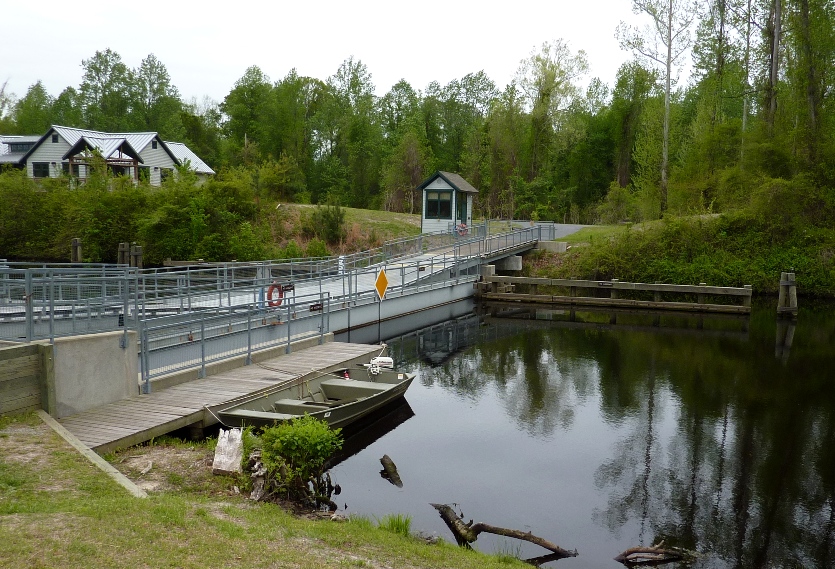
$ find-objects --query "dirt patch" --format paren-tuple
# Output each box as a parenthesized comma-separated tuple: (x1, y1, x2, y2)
(0, 421, 80, 493)
(111, 443, 224, 494)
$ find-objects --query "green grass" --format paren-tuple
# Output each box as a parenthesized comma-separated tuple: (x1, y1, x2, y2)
(376, 513, 412, 537)
(558, 223, 632, 244)
(0, 413, 530, 569)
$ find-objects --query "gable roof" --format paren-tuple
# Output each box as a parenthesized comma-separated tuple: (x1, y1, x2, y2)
(21, 125, 180, 165)
(63, 136, 143, 163)
(416, 171, 479, 194)
(164, 142, 215, 175)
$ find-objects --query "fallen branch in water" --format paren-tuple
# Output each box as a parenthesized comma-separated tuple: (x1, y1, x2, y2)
(614, 541, 696, 565)
(430, 503, 578, 563)
(380, 454, 403, 487)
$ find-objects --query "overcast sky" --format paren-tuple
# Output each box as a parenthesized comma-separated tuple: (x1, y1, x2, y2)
(2, 0, 644, 105)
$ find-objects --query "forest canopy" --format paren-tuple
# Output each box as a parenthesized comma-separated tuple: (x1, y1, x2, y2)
(1, 0, 834, 226)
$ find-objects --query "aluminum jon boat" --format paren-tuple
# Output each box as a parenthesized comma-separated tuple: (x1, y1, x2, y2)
(216, 359, 415, 430)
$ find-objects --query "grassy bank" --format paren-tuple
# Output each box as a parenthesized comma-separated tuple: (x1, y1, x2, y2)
(529, 210, 835, 296)
(0, 414, 527, 569)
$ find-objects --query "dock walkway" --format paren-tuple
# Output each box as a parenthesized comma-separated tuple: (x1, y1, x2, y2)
(58, 342, 381, 454)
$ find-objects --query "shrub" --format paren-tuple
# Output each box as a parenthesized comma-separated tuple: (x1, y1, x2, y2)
(260, 415, 343, 502)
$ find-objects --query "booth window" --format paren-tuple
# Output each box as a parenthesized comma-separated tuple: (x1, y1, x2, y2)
(426, 191, 452, 219)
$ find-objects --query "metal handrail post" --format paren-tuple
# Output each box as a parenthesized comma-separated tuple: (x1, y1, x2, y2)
(285, 302, 292, 354)
(198, 317, 206, 378)
(319, 293, 325, 345)
(48, 276, 55, 343)
(25, 270, 33, 342)
(141, 321, 151, 394)
(246, 306, 252, 365)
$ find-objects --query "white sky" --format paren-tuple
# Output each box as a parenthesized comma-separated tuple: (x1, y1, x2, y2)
(1, 0, 644, 105)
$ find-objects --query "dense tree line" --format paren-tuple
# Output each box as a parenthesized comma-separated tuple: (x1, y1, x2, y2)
(1, 0, 834, 224)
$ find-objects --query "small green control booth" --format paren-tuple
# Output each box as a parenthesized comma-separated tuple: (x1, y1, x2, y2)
(417, 171, 478, 235)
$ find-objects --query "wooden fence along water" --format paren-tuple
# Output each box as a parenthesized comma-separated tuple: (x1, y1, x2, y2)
(476, 269, 753, 315)
(0, 343, 52, 415)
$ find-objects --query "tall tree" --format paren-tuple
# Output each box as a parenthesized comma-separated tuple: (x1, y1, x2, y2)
(130, 54, 184, 138)
(516, 40, 588, 180)
(221, 66, 271, 148)
(618, 0, 698, 216)
(13, 81, 54, 134)
(52, 87, 83, 127)
(79, 48, 133, 131)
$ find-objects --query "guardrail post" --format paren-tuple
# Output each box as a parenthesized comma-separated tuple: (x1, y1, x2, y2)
(25, 270, 34, 342)
(198, 317, 206, 378)
(698, 283, 707, 304)
(319, 293, 326, 345)
(610, 279, 619, 299)
(48, 276, 55, 343)
(141, 323, 151, 394)
(246, 306, 252, 365)
(286, 302, 292, 354)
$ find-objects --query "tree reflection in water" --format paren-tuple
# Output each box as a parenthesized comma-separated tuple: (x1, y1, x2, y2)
(384, 302, 835, 567)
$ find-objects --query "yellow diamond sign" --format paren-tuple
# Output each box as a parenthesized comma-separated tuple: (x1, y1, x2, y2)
(375, 269, 389, 300)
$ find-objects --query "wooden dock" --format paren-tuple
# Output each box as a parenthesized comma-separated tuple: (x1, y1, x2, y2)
(477, 274, 753, 314)
(58, 342, 383, 454)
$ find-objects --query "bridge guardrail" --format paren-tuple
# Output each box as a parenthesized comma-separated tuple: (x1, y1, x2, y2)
(139, 291, 331, 392)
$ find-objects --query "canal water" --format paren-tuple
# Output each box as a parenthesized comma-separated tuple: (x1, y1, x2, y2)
(332, 300, 835, 568)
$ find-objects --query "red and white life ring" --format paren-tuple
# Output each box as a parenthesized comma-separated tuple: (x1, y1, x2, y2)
(456, 223, 468, 236)
(267, 283, 284, 307)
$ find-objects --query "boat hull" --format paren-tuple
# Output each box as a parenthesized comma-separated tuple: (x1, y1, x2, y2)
(217, 368, 414, 430)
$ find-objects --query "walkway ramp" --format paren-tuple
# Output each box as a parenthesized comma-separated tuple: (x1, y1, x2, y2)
(58, 342, 381, 454)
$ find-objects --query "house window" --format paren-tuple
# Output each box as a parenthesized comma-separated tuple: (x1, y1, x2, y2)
(152, 140, 158, 149)
(32, 162, 50, 178)
(52, 134, 59, 143)
(160, 168, 172, 183)
(425, 191, 452, 219)
(62, 163, 81, 176)
(9, 143, 33, 152)
(139, 166, 150, 182)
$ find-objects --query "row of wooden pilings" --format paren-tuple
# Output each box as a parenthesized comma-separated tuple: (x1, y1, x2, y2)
(69, 239, 143, 268)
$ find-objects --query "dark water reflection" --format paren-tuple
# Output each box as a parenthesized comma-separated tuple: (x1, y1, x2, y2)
(331, 301, 835, 568)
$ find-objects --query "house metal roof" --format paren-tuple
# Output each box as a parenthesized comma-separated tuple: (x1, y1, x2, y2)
(62, 136, 143, 162)
(164, 142, 215, 175)
(0, 136, 32, 164)
(52, 126, 157, 155)
(416, 171, 479, 194)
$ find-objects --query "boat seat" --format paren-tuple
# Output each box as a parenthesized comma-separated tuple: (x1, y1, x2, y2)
(222, 409, 296, 423)
(272, 398, 329, 414)
(319, 379, 390, 400)
(310, 389, 326, 403)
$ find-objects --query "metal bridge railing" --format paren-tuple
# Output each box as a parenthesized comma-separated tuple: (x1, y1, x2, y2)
(0, 267, 137, 343)
(138, 290, 331, 392)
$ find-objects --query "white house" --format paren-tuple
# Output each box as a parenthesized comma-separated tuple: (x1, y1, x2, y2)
(0, 125, 214, 187)
(417, 171, 478, 234)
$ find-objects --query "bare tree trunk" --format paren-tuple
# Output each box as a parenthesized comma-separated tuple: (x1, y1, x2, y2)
(800, 0, 819, 165)
(741, 0, 751, 163)
(767, 0, 781, 134)
(661, 0, 673, 217)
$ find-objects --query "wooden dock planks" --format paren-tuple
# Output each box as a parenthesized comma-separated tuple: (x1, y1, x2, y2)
(58, 342, 381, 454)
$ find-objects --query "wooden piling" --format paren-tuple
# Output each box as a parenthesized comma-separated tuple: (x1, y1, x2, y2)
(777, 272, 798, 317)
(117, 242, 130, 265)
(71, 238, 82, 263)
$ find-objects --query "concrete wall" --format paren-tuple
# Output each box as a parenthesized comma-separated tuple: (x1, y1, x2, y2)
(52, 331, 138, 419)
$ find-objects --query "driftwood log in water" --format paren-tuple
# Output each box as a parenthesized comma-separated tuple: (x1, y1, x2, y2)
(430, 503, 577, 563)
(380, 454, 403, 487)
(614, 542, 695, 565)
